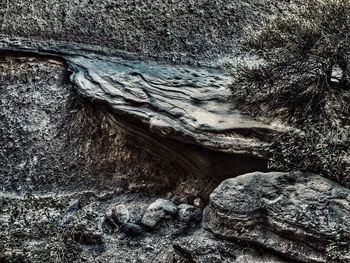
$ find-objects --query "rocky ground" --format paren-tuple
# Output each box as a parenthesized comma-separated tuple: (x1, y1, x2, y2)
(0, 53, 220, 198)
(0, 190, 292, 263)
(1, 1, 349, 262)
(1, 50, 349, 263)
(0, 53, 289, 263)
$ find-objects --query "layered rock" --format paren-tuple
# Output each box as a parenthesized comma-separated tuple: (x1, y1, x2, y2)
(0, 40, 286, 178)
(0, 53, 185, 193)
(203, 172, 350, 263)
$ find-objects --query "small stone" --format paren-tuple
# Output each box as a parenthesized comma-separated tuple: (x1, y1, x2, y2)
(106, 204, 129, 224)
(193, 198, 204, 208)
(145, 244, 154, 251)
(114, 204, 129, 224)
(67, 199, 80, 213)
(141, 198, 177, 228)
(141, 209, 165, 228)
(148, 198, 177, 215)
(120, 223, 142, 236)
(178, 204, 202, 223)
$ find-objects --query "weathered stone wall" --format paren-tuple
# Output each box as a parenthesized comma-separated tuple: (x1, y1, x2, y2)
(0, 0, 289, 63)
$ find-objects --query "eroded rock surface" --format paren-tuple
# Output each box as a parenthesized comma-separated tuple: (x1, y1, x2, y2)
(0, 53, 185, 194)
(65, 52, 281, 153)
(0, 38, 283, 152)
(203, 172, 350, 262)
(0, 39, 281, 178)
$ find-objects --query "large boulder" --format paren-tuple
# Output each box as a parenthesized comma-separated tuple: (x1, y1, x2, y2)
(203, 172, 350, 263)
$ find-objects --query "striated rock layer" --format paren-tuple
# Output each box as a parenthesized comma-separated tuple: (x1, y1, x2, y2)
(0, 39, 285, 178)
(0, 53, 184, 194)
(203, 172, 350, 263)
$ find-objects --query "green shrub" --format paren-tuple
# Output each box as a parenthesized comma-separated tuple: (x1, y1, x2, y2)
(231, 0, 350, 127)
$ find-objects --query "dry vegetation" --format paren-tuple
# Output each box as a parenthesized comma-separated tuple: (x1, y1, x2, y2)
(231, 0, 350, 186)
(231, 0, 350, 127)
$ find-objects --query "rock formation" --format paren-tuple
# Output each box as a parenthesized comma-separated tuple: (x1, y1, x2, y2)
(0, 38, 283, 179)
(0, 0, 348, 262)
(204, 172, 350, 262)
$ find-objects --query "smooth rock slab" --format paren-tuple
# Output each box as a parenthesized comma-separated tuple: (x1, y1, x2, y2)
(203, 172, 350, 263)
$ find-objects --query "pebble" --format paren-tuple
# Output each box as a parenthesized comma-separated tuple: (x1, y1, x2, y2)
(193, 198, 204, 208)
(141, 198, 177, 228)
(148, 198, 177, 215)
(106, 204, 130, 224)
(141, 209, 165, 228)
(178, 204, 202, 223)
(114, 204, 130, 224)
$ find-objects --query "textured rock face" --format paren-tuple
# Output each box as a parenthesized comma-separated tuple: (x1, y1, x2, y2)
(203, 172, 350, 263)
(0, 40, 280, 178)
(0, 53, 195, 194)
(65, 51, 281, 153)
(0, 0, 292, 63)
(0, 190, 292, 262)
